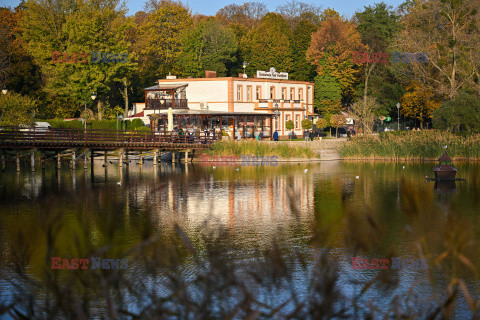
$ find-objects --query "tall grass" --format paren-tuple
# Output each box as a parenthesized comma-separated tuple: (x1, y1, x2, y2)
(339, 130, 480, 160)
(205, 140, 319, 159)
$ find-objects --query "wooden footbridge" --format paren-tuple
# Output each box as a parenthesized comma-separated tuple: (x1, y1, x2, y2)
(0, 127, 216, 171)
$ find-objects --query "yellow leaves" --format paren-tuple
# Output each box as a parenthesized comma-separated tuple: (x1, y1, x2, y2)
(400, 82, 441, 122)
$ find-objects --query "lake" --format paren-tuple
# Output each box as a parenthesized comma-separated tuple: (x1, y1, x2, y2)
(0, 160, 479, 318)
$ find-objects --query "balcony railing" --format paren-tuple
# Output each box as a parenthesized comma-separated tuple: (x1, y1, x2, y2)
(145, 98, 188, 110)
(257, 99, 302, 104)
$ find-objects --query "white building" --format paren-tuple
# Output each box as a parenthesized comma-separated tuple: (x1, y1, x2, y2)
(132, 71, 315, 139)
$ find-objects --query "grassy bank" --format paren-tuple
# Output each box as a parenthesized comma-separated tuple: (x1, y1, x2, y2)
(339, 130, 480, 160)
(204, 140, 319, 159)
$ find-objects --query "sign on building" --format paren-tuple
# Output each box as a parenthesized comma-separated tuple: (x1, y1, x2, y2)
(257, 67, 288, 80)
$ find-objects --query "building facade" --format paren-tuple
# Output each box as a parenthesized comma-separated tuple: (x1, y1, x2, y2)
(132, 73, 315, 139)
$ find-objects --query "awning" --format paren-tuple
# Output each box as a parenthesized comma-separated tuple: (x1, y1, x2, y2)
(148, 109, 273, 117)
(144, 83, 188, 91)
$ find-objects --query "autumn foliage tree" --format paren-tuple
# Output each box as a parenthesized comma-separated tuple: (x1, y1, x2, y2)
(307, 11, 366, 103)
(330, 114, 347, 137)
(400, 82, 441, 128)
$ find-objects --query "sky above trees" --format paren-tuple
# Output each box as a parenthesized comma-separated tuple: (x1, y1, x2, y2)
(3, 0, 405, 18)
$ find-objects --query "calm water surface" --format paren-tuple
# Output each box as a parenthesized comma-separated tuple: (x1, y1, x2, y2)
(1, 160, 479, 318)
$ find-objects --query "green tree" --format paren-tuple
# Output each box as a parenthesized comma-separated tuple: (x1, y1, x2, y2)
(301, 118, 312, 130)
(315, 118, 327, 131)
(135, 0, 192, 82)
(290, 19, 317, 81)
(242, 13, 292, 75)
(432, 92, 480, 132)
(19, 0, 136, 118)
(0, 92, 36, 126)
(355, 3, 400, 118)
(350, 96, 382, 134)
(179, 19, 237, 77)
(314, 74, 342, 115)
(0, 7, 42, 97)
(285, 119, 294, 139)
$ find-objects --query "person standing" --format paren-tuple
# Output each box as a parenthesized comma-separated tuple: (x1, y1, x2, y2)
(273, 131, 279, 142)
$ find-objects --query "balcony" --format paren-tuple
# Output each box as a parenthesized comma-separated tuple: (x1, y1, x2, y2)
(145, 98, 188, 110)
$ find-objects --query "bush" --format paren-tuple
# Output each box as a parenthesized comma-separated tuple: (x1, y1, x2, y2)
(125, 118, 144, 130)
(48, 119, 84, 129)
(433, 92, 480, 132)
(134, 126, 151, 132)
(90, 120, 117, 130)
(0, 92, 36, 126)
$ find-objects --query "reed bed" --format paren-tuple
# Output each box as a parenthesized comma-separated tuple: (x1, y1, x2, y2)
(339, 130, 480, 160)
(205, 140, 319, 159)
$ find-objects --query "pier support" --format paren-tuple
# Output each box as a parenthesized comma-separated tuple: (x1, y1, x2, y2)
(153, 149, 158, 165)
(125, 151, 129, 166)
(57, 153, 61, 170)
(2, 152, 6, 171)
(31, 151, 35, 172)
(16, 151, 20, 172)
(138, 152, 143, 166)
(184, 150, 189, 163)
(71, 150, 76, 170)
(119, 151, 123, 168)
(41, 151, 45, 170)
(172, 152, 175, 163)
(84, 151, 88, 169)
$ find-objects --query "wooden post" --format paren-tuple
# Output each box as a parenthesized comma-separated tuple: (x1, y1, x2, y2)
(172, 151, 175, 163)
(104, 151, 107, 166)
(125, 150, 129, 166)
(84, 151, 88, 169)
(57, 153, 61, 170)
(41, 151, 45, 170)
(16, 151, 20, 172)
(1, 151, 5, 171)
(119, 151, 123, 168)
(153, 149, 158, 165)
(71, 150, 76, 170)
(138, 152, 143, 166)
(184, 150, 188, 163)
(31, 151, 35, 172)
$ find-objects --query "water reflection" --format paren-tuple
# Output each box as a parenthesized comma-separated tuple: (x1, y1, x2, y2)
(0, 160, 479, 318)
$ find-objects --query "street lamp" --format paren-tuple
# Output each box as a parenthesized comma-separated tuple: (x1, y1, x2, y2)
(242, 61, 249, 76)
(84, 91, 97, 131)
(273, 103, 280, 131)
(396, 102, 401, 131)
(2, 85, 7, 95)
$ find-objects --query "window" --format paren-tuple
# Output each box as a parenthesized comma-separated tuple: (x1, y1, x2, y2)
(290, 88, 295, 100)
(298, 88, 303, 101)
(295, 115, 300, 129)
(285, 115, 290, 122)
(281, 87, 286, 100)
(246, 86, 252, 102)
(237, 85, 243, 101)
(270, 86, 275, 99)
(256, 86, 262, 100)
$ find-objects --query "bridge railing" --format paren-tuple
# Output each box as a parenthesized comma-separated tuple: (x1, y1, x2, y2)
(0, 127, 218, 147)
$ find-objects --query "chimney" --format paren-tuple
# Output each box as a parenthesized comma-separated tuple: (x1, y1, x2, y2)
(166, 73, 177, 79)
(238, 73, 248, 78)
(205, 70, 217, 78)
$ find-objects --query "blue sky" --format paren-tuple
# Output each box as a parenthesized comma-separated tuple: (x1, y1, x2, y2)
(2, 0, 404, 17)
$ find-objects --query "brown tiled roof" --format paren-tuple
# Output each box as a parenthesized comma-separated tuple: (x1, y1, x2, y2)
(438, 152, 452, 162)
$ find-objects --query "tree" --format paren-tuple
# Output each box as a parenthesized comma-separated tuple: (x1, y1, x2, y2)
(355, 3, 400, 119)
(0, 92, 36, 126)
(350, 96, 382, 134)
(433, 92, 480, 132)
(242, 13, 292, 75)
(0, 7, 42, 97)
(301, 118, 312, 130)
(179, 19, 237, 77)
(216, 2, 267, 29)
(330, 114, 347, 137)
(398, 0, 480, 98)
(314, 74, 342, 115)
(290, 19, 317, 81)
(20, 0, 136, 118)
(285, 120, 294, 139)
(400, 82, 441, 128)
(135, 0, 192, 82)
(307, 12, 367, 104)
(276, 0, 322, 26)
(315, 118, 327, 131)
